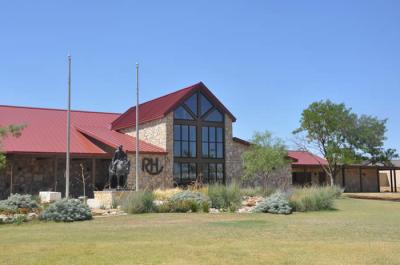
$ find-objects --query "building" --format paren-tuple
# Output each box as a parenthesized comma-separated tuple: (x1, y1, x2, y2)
(378, 160, 400, 192)
(0, 82, 252, 198)
(290, 151, 400, 192)
(1, 82, 398, 199)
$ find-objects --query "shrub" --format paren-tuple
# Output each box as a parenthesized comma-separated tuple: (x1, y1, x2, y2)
(289, 186, 343, 212)
(122, 191, 155, 214)
(41, 199, 92, 222)
(171, 200, 199, 213)
(167, 191, 210, 213)
(0, 194, 39, 214)
(208, 184, 241, 212)
(252, 191, 292, 214)
(153, 188, 183, 201)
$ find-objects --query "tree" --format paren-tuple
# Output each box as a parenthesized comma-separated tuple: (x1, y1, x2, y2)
(242, 131, 289, 192)
(0, 124, 25, 169)
(293, 100, 396, 186)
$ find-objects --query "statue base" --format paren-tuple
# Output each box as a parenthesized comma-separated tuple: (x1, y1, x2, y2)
(93, 190, 135, 209)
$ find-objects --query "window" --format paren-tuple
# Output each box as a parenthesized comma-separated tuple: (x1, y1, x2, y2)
(202, 127, 224, 158)
(205, 109, 223, 122)
(184, 93, 197, 116)
(174, 106, 194, 120)
(173, 91, 225, 185)
(202, 163, 224, 184)
(174, 162, 196, 184)
(174, 125, 196, 157)
(200, 93, 213, 116)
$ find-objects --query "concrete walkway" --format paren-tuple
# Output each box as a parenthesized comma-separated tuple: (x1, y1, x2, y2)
(345, 192, 400, 202)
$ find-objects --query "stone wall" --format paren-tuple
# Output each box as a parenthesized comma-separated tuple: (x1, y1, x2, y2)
(122, 113, 174, 190)
(0, 155, 110, 199)
(122, 116, 169, 149)
(241, 164, 292, 190)
(126, 153, 172, 190)
(227, 139, 250, 184)
(224, 115, 235, 183)
(94, 190, 134, 209)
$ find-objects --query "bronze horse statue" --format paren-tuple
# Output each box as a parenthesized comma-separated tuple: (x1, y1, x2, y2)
(107, 159, 131, 190)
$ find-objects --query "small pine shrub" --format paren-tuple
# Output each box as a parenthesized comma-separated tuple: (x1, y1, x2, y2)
(253, 191, 292, 214)
(0, 194, 39, 214)
(289, 186, 343, 212)
(168, 191, 210, 213)
(41, 199, 92, 222)
(208, 184, 241, 212)
(122, 191, 155, 214)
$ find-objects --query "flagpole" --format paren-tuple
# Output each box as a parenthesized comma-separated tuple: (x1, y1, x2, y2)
(66, 54, 71, 198)
(135, 63, 139, 191)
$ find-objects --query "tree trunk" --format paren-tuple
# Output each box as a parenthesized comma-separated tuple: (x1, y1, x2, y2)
(263, 174, 268, 194)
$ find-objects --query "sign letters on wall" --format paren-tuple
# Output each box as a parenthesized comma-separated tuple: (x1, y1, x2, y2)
(142, 158, 164, 175)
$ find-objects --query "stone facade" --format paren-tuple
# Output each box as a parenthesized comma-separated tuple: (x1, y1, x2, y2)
(126, 153, 173, 190)
(241, 164, 293, 190)
(224, 114, 249, 184)
(0, 156, 110, 199)
(122, 113, 174, 190)
(224, 114, 235, 183)
(121, 114, 171, 150)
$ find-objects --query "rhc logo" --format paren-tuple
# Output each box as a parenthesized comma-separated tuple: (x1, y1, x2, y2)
(141, 158, 164, 175)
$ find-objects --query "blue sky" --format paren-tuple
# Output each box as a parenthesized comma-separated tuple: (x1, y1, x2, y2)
(1, 1, 399, 150)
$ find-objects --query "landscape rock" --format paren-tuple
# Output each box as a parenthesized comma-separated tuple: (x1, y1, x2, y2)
(91, 208, 127, 217)
(27, 212, 39, 221)
(87, 199, 103, 209)
(209, 208, 220, 214)
(153, 200, 165, 206)
(242, 196, 263, 207)
(237, 206, 255, 213)
(39, 191, 61, 203)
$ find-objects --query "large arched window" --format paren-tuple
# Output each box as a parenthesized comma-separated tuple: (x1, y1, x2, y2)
(173, 92, 225, 185)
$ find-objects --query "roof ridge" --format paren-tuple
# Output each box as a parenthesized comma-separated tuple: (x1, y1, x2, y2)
(0, 104, 121, 115)
(117, 81, 202, 112)
(111, 81, 202, 128)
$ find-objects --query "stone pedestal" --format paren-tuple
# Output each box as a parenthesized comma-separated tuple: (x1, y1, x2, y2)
(93, 190, 134, 209)
(39, 191, 61, 203)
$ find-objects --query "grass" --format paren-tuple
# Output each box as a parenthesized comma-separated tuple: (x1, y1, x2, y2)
(1, 198, 400, 265)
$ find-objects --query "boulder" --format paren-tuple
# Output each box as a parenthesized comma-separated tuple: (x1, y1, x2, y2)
(27, 212, 39, 221)
(242, 196, 263, 207)
(39, 191, 61, 203)
(87, 199, 103, 209)
(209, 208, 220, 214)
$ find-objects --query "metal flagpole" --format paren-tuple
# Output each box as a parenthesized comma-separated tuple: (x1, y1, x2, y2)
(66, 54, 71, 198)
(135, 63, 139, 191)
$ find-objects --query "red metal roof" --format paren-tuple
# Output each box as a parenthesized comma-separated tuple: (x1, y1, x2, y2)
(0, 105, 166, 156)
(232, 137, 251, 146)
(111, 82, 236, 130)
(288, 150, 328, 166)
(76, 125, 166, 154)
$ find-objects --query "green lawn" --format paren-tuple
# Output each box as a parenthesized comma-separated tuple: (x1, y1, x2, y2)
(1, 198, 400, 265)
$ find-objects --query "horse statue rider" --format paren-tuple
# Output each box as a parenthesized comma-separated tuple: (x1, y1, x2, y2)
(107, 145, 131, 190)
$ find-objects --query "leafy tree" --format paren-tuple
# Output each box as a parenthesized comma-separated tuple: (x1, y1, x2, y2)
(293, 100, 396, 186)
(242, 131, 289, 192)
(0, 124, 25, 169)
